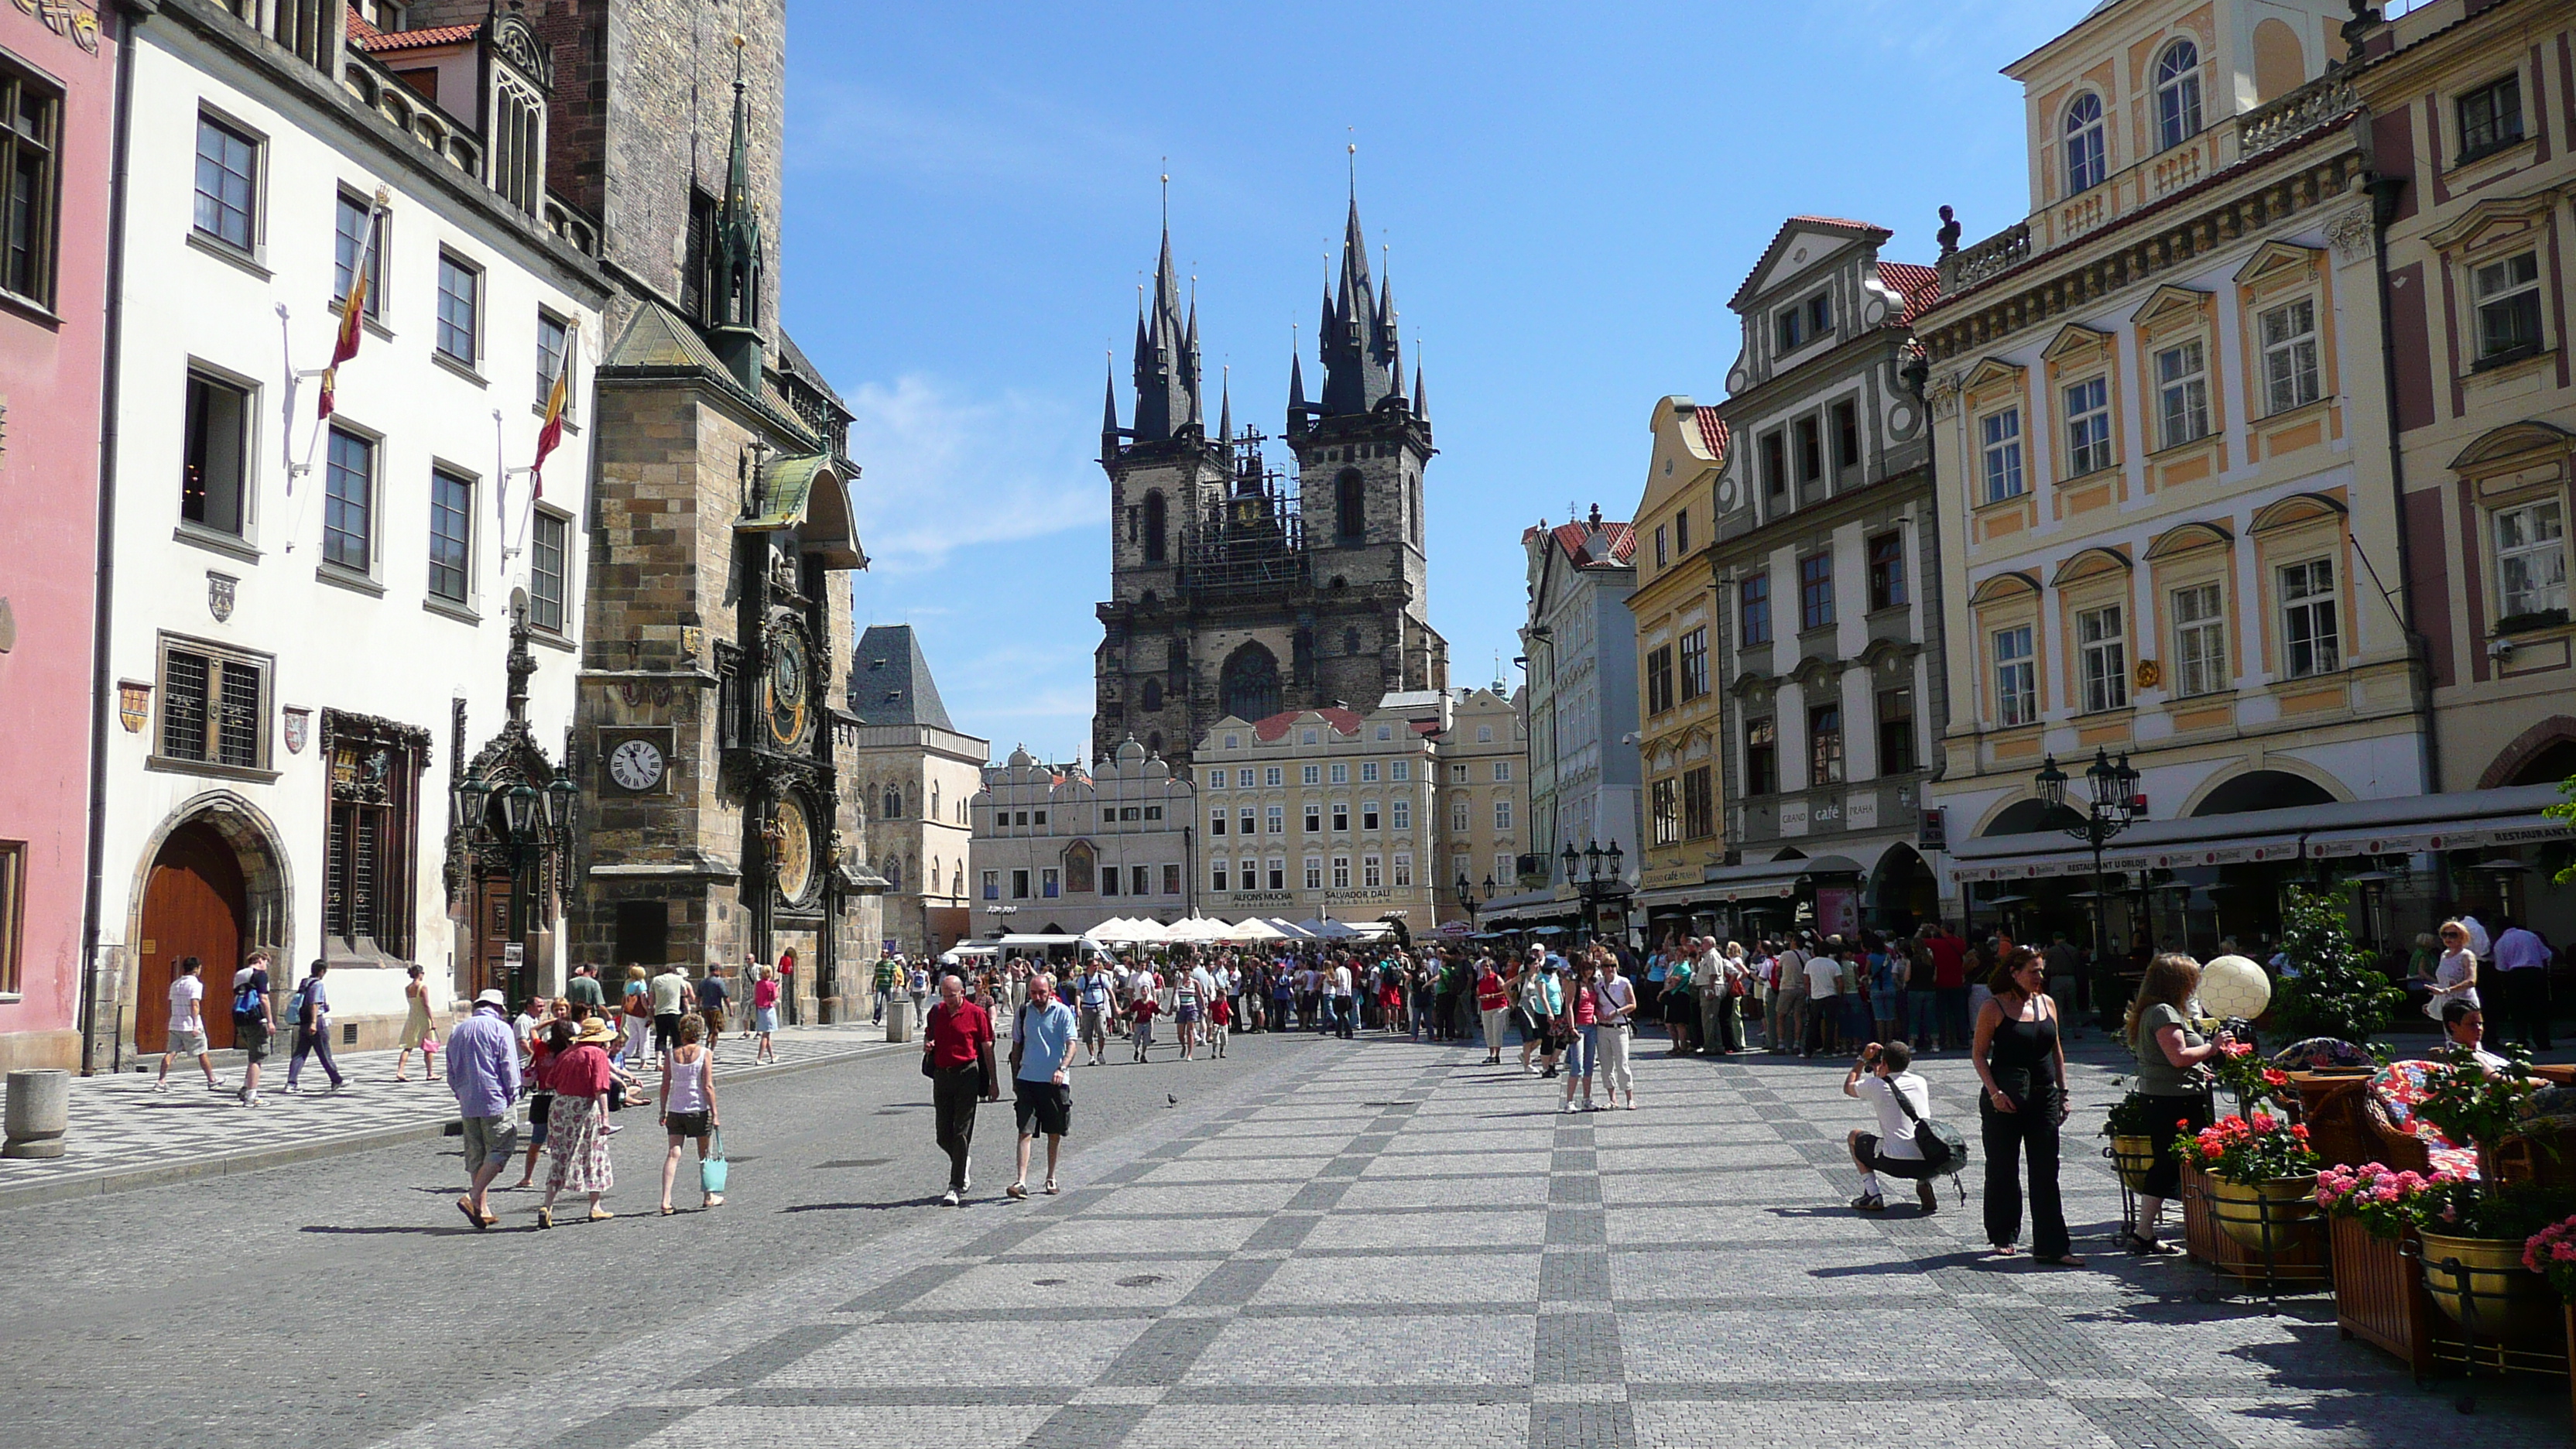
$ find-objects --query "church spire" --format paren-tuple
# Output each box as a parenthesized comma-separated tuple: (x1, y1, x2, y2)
(707, 34, 766, 390)
(1100, 356, 1122, 463)
(1129, 210, 1195, 444)
(1318, 186, 1396, 417)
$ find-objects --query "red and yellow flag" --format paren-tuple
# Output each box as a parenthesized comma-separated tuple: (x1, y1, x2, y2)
(531, 317, 577, 500)
(318, 189, 389, 420)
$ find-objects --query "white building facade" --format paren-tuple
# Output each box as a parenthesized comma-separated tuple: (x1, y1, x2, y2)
(971, 742, 1197, 940)
(94, 2, 608, 1059)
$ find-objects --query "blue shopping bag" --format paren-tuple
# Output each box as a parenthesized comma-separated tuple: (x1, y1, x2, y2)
(700, 1127, 729, 1196)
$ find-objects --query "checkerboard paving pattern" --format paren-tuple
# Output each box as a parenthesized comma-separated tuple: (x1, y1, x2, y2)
(372, 1036, 2569, 1449)
(0, 1024, 898, 1204)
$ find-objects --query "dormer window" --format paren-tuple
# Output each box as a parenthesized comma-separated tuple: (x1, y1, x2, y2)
(2155, 41, 2202, 151)
(2064, 94, 2105, 194)
(1776, 291, 1832, 353)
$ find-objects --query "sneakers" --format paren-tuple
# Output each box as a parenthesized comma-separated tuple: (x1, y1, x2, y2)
(1043, 1178, 1060, 1195)
(1917, 1180, 1938, 1214)
(940, 1188, 961, 1208)
(1559, 1100, 1580, 1114)
(150, 1079, 167, 1092)
(1007, 1181, 1029, 1200)
(1851, 1194, 1886, 1212)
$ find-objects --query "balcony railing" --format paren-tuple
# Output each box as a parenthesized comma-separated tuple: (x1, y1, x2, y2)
(1937, 221, 2030, 295)
(2239, 72, 2357, 159)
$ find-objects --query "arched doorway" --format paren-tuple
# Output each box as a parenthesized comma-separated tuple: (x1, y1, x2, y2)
(136, 822, 248, 1053)
(1869, 844, 1936, 930)
(2189, 769, 2335, 815)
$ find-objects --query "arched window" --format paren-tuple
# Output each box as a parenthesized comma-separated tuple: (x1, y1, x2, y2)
(930, 855, 940, 892)
(930, 783, 940, 817)
(1142, 489, 1167, 563)
(1334, 469, 1365, 543)
(1146, 731, 1163, 755)
(882, 856, 902, 889)
(2156, 40, 2202, 150)
(1142, 678, 1163, 711)
(2064, 93, 2105, 194)
(882, 786, 901, 819)
(1219, 642, 1283, 723)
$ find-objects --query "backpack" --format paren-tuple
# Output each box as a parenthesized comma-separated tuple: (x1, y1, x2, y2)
(1886, 1074, 1971, 1174)
(232, 974, 263, 1020)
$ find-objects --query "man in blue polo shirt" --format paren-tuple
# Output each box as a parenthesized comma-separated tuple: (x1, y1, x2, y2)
(1009, 971, 1077, 1199)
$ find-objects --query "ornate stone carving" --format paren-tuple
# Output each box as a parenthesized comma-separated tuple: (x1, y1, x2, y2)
(2324, 206, 2376, 262)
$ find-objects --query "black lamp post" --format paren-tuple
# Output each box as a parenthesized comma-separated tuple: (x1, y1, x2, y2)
(454, 762, 578, 1004)
(1454, 872, 1497, 930)
(1564, 838, 1631, 944)
(2036, 748, 2140, 974)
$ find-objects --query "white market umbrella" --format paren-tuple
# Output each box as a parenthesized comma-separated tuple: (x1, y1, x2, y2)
(1229, 918, 1288, 940)
(1299, 918, 1362, 939)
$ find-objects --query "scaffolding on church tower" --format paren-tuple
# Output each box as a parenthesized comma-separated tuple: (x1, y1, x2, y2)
(1176, 425, 1305, 596)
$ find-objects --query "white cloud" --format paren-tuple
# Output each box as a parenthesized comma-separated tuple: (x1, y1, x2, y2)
(841, 374, 1102, 574)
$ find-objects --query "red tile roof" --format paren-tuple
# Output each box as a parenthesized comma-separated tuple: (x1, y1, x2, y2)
(1693, 409, 1730, 463)
(348, 15, 478, 53)
(1543, 520, 1636, 568)
(1877, 262, 1942, 324)
(1251, 707, 1361, 742)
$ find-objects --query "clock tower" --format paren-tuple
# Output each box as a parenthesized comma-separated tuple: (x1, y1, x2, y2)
(560, 11, 882, 1019)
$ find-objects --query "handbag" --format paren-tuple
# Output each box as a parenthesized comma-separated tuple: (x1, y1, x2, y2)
(700, 1128, 729, 1195)
(1886, 1074, 1971, 1173)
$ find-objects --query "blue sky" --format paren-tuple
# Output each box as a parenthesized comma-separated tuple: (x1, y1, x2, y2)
(784, 1, 2076, 764)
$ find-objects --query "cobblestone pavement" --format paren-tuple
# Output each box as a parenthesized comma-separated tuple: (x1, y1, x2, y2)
(0, 1022, 900, 1205)
(335, 1029, 2564, 1449)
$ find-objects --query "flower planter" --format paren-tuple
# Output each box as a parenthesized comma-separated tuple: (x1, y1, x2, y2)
(2180, 1160, 2328, 1283)
(2108, 1133, 2157, 1192)
(2329, 1217, 2438, 1377)
(2417, 1229, 2564, 1347)
(2211, 1173, 2321, 1253)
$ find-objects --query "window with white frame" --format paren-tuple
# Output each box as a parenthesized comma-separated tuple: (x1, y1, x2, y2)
(1362, 800, 1379, 831)
(529, 510, 568, 633)
(1331, 803, 1348, 832)
(2064, 376, 2112, 475)
(2259, 298, 2320, 414)
(1304, 803, 1322, 833)
(2280, 558, 2340, 677)
(1360, 761, 1379, 783)
(2475, 252, 2543, 361)
(2064, 93, 2105, 194)
(1331, 855, 1350, 889)
(1994, 625, 2036, 726)
(1390, 797, 1410, 831)
(1390, 760, 1410, 781)
(1266, 804, 1285, 834)
(1328, 762, 1348, 784)
(1265, 766, 1283, 786)
(1981, 409, 2024, 504)
(1392, 853, 1413, 888)
(2495, 499, 2568, 618)
(1362, 855, 1383, 889)
(1450, 795, 1469, 832)
(2172, 583, 2227, 697)
(1211, 858, 1229, 892)
(1493, 760, 1512, 782)
(1305, 858, 1323, 890)
(1302, 764, 1321, 785)
(2458, 74, 2526, 162)
(1495, 798, 1514, 831)
(2156, 340, 2209, 448)
(2076, 603, 2128, 713)
(1266, 858, 1285, 891)
(2155, 40, 2202, 150)
(1238, 860, 1256, 892)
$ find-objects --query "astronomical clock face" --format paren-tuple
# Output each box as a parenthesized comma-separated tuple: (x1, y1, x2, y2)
(772, 795, 814, 903)
(766, 627, 810, 748)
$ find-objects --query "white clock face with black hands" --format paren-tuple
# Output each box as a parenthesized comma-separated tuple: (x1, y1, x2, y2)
(609, 738, 665, 792)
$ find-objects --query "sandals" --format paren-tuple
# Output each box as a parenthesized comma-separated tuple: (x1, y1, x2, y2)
(2126, 1234, 2180, 1256)
(1043, 1179, 1059, 1195)
(660, 1205, 676, 1217)
(587, 1208, 615, 1222)
(703, 1194, 724, 1209)
(456, 1197, 485, 1231)
(536, 1208, 553, 1230)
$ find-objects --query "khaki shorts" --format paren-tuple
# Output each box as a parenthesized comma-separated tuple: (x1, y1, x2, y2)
(166, 1028, 209, 1057)
(461, 1114, 519, 1169)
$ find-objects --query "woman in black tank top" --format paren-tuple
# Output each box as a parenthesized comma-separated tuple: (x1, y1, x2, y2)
(1972, 946, 2079, 1265)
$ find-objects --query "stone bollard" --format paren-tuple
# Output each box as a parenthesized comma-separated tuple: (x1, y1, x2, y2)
(883, 994, 916, 1044)
(3, 1068, 70, 1160)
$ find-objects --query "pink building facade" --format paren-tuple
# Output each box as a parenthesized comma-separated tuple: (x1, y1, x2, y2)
(0, 0, 115, 1071)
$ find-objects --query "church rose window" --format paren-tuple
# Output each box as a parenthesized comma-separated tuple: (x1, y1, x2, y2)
(1220, 643, 1282, 722)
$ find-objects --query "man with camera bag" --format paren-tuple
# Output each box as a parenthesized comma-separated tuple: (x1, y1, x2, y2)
(1844, 1040, 1941, 1214)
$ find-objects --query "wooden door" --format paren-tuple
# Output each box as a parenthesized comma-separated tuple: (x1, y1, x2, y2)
(136, 824, 248, 1053)
(468, 872, 515, 1003)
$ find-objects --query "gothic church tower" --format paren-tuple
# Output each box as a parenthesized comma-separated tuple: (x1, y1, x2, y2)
(1094, 192, 1445, 771)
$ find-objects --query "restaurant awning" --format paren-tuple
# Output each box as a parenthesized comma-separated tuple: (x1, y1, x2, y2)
(1948, 783, 2572, 884)
(1688, 854, 1868, 902)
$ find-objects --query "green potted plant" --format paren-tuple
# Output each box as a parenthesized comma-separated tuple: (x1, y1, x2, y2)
(2100, 1092, 2163, 1191)
(2406, 1046, 2564, 1344)
(2270, 885, 2405, 1050)
(2178, 1111, 2321, 1252)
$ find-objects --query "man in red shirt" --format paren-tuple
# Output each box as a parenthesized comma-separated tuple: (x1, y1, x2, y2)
(922, 973, 995, 1206)
(1920, 924, 1969, 1053)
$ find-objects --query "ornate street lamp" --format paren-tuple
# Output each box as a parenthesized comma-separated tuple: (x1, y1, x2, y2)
(543, 764, 579, 838)
(2035, 748, 2141, 985)
(453, 771, 492, 838)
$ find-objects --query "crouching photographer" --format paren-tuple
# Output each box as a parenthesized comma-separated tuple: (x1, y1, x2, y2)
(1844, 1040, 1940, 1214)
